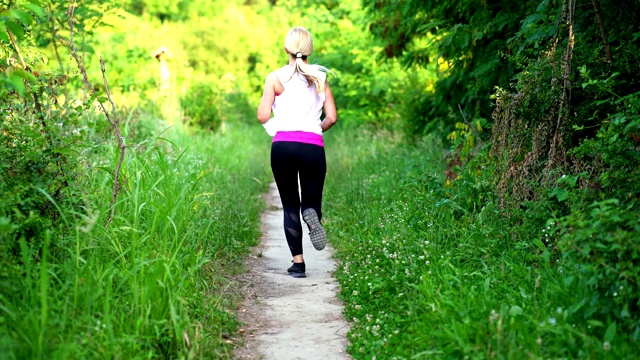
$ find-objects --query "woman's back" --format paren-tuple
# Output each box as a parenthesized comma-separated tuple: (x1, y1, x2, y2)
(271, 65, 327, 135)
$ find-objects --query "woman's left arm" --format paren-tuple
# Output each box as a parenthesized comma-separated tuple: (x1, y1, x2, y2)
(257, 73, 277, 124)
(321, 81, 337, 132)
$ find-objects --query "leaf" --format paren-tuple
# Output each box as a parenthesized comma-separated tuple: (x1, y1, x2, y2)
(9, 74, 25, 94)
(483, 277, 491, 292)
(509, 305, 523, 316)
(14, 69, 36, 82)
(570, 297, 586, 314)
(0, 24, 9, 43)
(541, 250, 551, 265)
(534, 238, 546, 251)
(11, 10, 34, 26)
(587, 319, 604, 327)
(604, 322, 617, 342)
(556, 188, 569, 201)
(23, 3, 45, 18)
(621, 304, 630, 318)
(4, 20, 25, 40)
(564, 275, 575, 287)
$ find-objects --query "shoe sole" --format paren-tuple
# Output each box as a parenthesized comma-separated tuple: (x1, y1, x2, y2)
(302, 208, 327, 250)
(290, 272, 306, 278)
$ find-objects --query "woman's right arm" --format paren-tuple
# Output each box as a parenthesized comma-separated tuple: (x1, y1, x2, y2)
(320, 81, 337, 132)
(257, 73, 277, 124)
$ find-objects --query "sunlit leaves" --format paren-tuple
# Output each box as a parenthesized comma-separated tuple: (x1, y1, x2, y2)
(363, 0, 530, 131)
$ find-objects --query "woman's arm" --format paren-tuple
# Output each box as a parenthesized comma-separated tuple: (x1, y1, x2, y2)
(257, 73, 277, 124)
(320, 81, 337, 132)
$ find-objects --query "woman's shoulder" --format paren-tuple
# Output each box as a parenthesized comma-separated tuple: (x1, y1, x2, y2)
(270, 66, 296, 85)
(272, 65, 293, 76)
(265, 68, 287, 82)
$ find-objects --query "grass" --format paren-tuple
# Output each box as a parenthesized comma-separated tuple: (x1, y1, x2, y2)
(3, 110, 636, 358)
(323, 128, 638, 359)
(0, 115, 272, 359)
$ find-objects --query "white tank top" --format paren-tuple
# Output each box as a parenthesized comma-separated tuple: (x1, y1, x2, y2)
(267, 65, 326, 135)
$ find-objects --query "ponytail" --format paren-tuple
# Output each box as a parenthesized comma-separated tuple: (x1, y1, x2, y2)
(284, 27, 334, 93)
(290, 53, 331, 93)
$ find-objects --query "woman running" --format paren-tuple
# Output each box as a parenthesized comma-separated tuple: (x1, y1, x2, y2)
(257, 27, 338, 278)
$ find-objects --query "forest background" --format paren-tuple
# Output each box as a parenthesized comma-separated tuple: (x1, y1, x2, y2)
(1, 0, 639, 358)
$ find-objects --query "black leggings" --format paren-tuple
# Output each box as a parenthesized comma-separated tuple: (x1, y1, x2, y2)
(271, 141, 326, 257)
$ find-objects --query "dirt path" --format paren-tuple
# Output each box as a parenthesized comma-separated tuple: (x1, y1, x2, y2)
(234, 182, 351, 360)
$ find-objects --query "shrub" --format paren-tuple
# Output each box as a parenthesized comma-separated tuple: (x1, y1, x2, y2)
(556, 199, 640, 337)
(179, 83, 223, 131)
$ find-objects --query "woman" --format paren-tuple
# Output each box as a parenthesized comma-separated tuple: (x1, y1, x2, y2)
(257, 27, 338, 278)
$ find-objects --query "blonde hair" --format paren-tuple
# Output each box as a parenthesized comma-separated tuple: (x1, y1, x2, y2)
(284, 27, 332, 93)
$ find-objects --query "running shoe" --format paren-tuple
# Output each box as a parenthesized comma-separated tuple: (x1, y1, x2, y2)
(287, 261, 306, 278)
(302, 208, 327, 250)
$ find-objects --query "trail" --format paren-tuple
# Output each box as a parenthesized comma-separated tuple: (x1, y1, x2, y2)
(234, 182, 351, 360)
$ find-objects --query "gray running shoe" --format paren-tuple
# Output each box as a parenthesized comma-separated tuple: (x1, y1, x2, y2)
(302, 208, 327, 250)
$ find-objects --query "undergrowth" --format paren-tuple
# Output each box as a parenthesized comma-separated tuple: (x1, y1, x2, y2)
(324, 129, 638, 359)
(0, 114, 271, 359)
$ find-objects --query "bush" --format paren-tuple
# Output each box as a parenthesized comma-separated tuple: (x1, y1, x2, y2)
(180, 83, 222, 131)
(556, 199, 640, 336)
(179, 83, 223, 131)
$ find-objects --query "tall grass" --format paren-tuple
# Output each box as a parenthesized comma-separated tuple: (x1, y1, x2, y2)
(0, 115, 271, 359)
(323, 129, 637, 359)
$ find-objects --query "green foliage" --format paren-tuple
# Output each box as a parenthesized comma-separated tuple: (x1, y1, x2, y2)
(280, 0, 437, 131)
(1, 0, 87, 271)
(0, 118, 271, 358)
(3, 0, 640, 357)
(556, 199, 640, 336)
(88, 0, 290, 128)
(363, 0, 528, 131)
(546, 62, 640, 337)
(489, 0, 640, 196)
(574, 67, 640, 192)
(122, 0, 233, 22)
(179, 82, 223, 131)
(509, 0, 562, 56)
(125, 0, 185, 21)
(324, 129, 639, 358)
(1, 0, 274, 357)
(0, 0, 45, 46)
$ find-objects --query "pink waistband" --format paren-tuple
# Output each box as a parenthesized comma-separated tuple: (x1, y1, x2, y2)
(273, 131, 324, 147)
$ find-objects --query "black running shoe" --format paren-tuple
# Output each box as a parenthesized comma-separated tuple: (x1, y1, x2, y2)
(302, 208, 327, 250)
(287, 261, 306, 278)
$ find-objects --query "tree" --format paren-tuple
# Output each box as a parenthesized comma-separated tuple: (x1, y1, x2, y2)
(364, 0, 531, 131)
